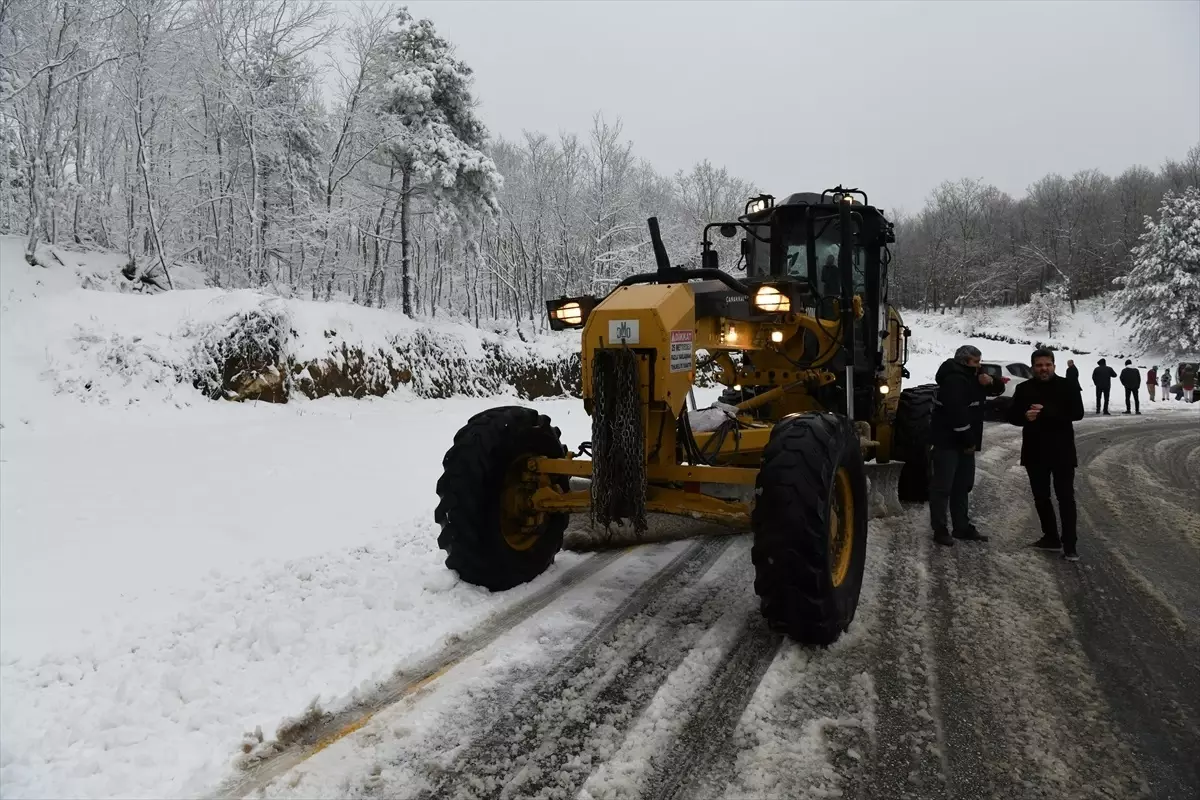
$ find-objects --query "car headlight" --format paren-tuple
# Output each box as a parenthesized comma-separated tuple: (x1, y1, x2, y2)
(753, 285, 791, 313)
(546, 295, 596, 330)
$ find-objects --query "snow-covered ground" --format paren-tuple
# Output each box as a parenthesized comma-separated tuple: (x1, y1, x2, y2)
(0, 390, 611, 799)
(901, 298, 1197, 393)
(0, 237, 591, 799)
(1, 236, 1195, 799)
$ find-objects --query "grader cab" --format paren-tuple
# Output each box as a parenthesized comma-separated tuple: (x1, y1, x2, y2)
(434, 187, 935, 645)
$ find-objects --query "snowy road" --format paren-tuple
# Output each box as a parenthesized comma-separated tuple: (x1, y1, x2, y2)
(228, 413, 1199, 800)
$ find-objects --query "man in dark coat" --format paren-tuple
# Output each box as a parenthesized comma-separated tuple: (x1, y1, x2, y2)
(1091, 358, 1117, 415)
(1008, 348, 1085, 561)
(1119, 359, 1142, 415)
(928, 344, 1005, 546)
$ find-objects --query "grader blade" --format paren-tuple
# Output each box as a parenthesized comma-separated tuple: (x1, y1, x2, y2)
(561, 478, 744, 551)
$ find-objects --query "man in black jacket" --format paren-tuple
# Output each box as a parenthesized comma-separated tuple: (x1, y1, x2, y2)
(1008, 348, 1086, 561)
(928, 344, 1005, 546)
(1119, 359, 1142, 415)
(1091, 358, 1117, 415)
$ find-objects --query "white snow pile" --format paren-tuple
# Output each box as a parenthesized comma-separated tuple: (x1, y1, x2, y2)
(0, 235, 580, 426)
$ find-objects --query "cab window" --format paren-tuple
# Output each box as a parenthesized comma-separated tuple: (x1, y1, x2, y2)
(745, 224, 771, 277)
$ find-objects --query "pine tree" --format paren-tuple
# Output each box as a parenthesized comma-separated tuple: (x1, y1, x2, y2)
(1113, 187, 1200, 357)
(372, 9, 502, 315)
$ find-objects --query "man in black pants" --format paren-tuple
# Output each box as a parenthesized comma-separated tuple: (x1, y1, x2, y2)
(1091, 358, 1117, 415)
(1119, 359, 1142, 415)
(1008, 348, 1086, 561)
(928, 344, 1005, 546)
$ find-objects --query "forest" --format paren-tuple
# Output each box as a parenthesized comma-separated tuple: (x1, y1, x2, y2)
(2, 0, 1198, 326)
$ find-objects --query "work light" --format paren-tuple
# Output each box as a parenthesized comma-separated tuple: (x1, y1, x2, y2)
(753, 285, 791, 313)
(546, 295, 597, 330)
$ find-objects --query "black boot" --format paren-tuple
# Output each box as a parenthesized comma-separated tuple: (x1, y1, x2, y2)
(953, 524, 989, 542)
(933, 528, 955, 547)
(1028, 535, 1061, 550)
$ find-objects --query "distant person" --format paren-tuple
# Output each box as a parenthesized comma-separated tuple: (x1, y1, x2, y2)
(1147, 366, 1158, 401)
(928, 344, 1005, 546)
(1179, 371, 1197, 402)
(1119, 359, 1141, 415)
(1091, 358, 1117, 415)
(1066, 359, 1080, 387)
(1007, 348, 1085, 562)
(1161, 368, 1171, 402)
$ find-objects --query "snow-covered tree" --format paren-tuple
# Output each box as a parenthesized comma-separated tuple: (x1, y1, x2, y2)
(371, 8, 501, 315)
(1024, 282, 1069, 337)
(1, 0, 1193, 328)
(1112, 186, 1200, 357)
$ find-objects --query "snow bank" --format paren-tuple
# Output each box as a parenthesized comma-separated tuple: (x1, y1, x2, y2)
(0, 236, 580, 426)
(898, 297, 1189, 388)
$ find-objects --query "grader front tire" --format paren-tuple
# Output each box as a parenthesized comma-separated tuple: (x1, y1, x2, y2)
(434, 406, 569, 591)
(894, 384, 937, 502)
(751, 412, 869, 646)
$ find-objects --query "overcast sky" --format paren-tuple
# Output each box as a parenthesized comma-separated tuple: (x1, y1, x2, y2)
(339, 0, 1199, 214)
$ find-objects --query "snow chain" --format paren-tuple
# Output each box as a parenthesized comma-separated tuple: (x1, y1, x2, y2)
(590, 348, 648, 535)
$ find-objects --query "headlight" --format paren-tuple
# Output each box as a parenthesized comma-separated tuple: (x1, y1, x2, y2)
(878, 385, 890, 394)
(546, 295, 596, 330)
(770, 330, 784, 343)
(552, 302, 582, 325)
(753, 285, 791, 313)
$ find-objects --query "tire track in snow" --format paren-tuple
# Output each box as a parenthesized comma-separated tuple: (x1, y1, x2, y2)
(853, 420, 1152, 800)
(694, 520, 890, 800)
(1077, 424, 1200, 624)
(921, 435, 1150, 800)
(855, 425, 1023, 799)
(857, 517, 950, 800)
(570, 589, 766, 800)
(215, 547, 630, 800)
(632, 616, 782, 800)
(1058, 420, 1200, 799)
(384, 536, 744, 800)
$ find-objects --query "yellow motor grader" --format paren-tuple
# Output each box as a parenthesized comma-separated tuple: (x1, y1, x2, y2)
(434, 187, 935, 645)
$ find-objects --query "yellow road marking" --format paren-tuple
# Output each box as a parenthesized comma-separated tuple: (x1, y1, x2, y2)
(302, 662, 458, 759)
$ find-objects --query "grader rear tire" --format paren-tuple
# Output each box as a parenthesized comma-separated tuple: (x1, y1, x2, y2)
(434, 406, 569, 591)
(751, 412, 868, 646)
(894, 384, 937, 502)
